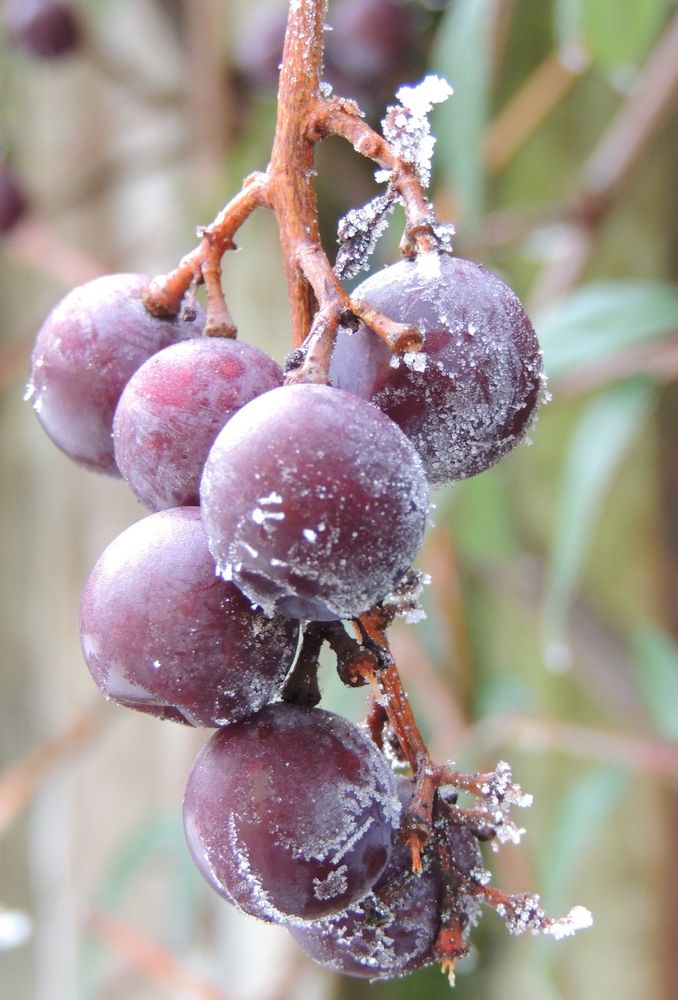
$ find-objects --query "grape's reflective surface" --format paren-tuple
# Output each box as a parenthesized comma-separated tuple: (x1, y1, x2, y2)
(80, 507, 298, 727)
(331, 253, 543, 484)
(113, 338, 283, 511)
(27, 273, 203, 475)
(183, 703, 401, 922)
(200, 383, 429, 620)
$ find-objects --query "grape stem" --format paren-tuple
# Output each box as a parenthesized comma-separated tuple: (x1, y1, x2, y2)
(141, 0, 434, 372)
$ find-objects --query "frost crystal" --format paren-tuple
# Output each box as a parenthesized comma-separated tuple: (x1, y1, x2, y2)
(382, 75, 453, 187)
(335, 193, 396, 280)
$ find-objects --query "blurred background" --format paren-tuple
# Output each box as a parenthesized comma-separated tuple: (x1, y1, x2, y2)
(1, 0, 677, 998)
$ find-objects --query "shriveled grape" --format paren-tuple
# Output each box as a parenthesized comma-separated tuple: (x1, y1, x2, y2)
(183, 703, 401, 922)
(200, 383, 429, 621)
(330, 253, 543, 484)
(26, 273, 203, 475)
(113, 338, 283, 511)
(80, 507, 298, 727)
(289, 776, 443, 978)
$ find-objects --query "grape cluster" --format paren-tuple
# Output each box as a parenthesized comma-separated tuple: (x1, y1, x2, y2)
(26, 247, 545, 978)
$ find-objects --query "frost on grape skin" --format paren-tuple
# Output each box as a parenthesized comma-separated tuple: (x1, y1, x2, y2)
(330, 253, 544, 485)
(183, 704, 402, 923)
(200, 383, 429, 621)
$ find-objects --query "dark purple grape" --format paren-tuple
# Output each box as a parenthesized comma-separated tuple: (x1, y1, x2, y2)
(0, 166, 28, 233)
(26, 273, 204, 475)
(326, 0, 418, 88)
(80, 507, 299, 727)
(113, 338, 283, 511)
(330, 253, 543, 485)
(289, 776, 442, 979)
(5, 0, 81, 59)
(200, 383, 429, 621)
(183, 703, 400, 922)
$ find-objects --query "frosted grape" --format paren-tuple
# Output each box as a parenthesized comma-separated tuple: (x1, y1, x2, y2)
(288, 777, 443, 978)
(330, 253, 543, 485)
(113, 338, 283, 511)
(80, 507, 298, 727)
(26, 273, 203, 475)
(200, 383, 429, 620)
(183, 703, 401, 921)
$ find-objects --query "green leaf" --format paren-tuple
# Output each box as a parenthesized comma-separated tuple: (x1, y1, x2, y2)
(581, 0, 671, 71)
(537, 280, 678, 380)
(542, 380, 654, 656)
(430, 0, 499, 226)
(539, 766, 627, 911)
(631, 625, 678, 740)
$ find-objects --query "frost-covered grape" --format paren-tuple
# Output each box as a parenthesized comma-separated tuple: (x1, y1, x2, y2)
(26, 273, 203, 475)
(80, 507, 298, 727)
(113, 338, 283, 511)
(330, 253, 543, 485)
(0, 166, 28, 233)
(183, 703, 401, 921)
(288, 777, 442, 979)
(200, 383, 429, 621)
(5, 0, 81, 58)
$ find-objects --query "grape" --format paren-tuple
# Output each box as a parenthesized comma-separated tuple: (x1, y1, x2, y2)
(113, 338, 283, 511)
(183, 703, 401, 922)
(0, 165, 28, 233)
(5, 0, 81, 59)
(330, 253, 543, 485)
(326, 0, 418, 88)
(79, 506, 299, 727)
(26, 273, 204, 475)
(200, 383, 429, 621)
(289, 776, 442, 979)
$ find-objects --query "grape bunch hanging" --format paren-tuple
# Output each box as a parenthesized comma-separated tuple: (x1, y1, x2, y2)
(25, 0, 591, 983)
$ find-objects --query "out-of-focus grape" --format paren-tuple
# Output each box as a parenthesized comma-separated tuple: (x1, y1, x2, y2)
(26, 273, 204, 475)
(200, 383, 429, 620)
(113, 338, 283, 511)
(4, 0, 81, 59)
(80, 507, 299, 727)
(330, 253, 543, 484)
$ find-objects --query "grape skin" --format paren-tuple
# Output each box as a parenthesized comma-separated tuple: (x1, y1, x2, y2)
(330, 253, 543, 485)
(113, 338, 283, 511)
(200, 383, 429, 621)
(183, 703, 401, 922)
(289, 777, 443, 979)
(26, 273, 203, 475)
(80, 507, 299, 727)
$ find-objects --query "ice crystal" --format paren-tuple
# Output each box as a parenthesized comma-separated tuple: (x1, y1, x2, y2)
(382, 75, 453, 187)
(335, 193, 396, 280)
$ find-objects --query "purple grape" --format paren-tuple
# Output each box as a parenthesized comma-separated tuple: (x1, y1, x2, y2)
(289, 776, 443, 978)
(200, 383, 429, 621)
(330, 253, 543, 485)
(326, 0, 418, 88)
(79, 507, 299, 727)
(0, 166, 28, 233)
(183, 703, 401, 922)
(113, 338, 283, 511)
(26, 273, 204, 475)
(5, 0, 81, 59)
